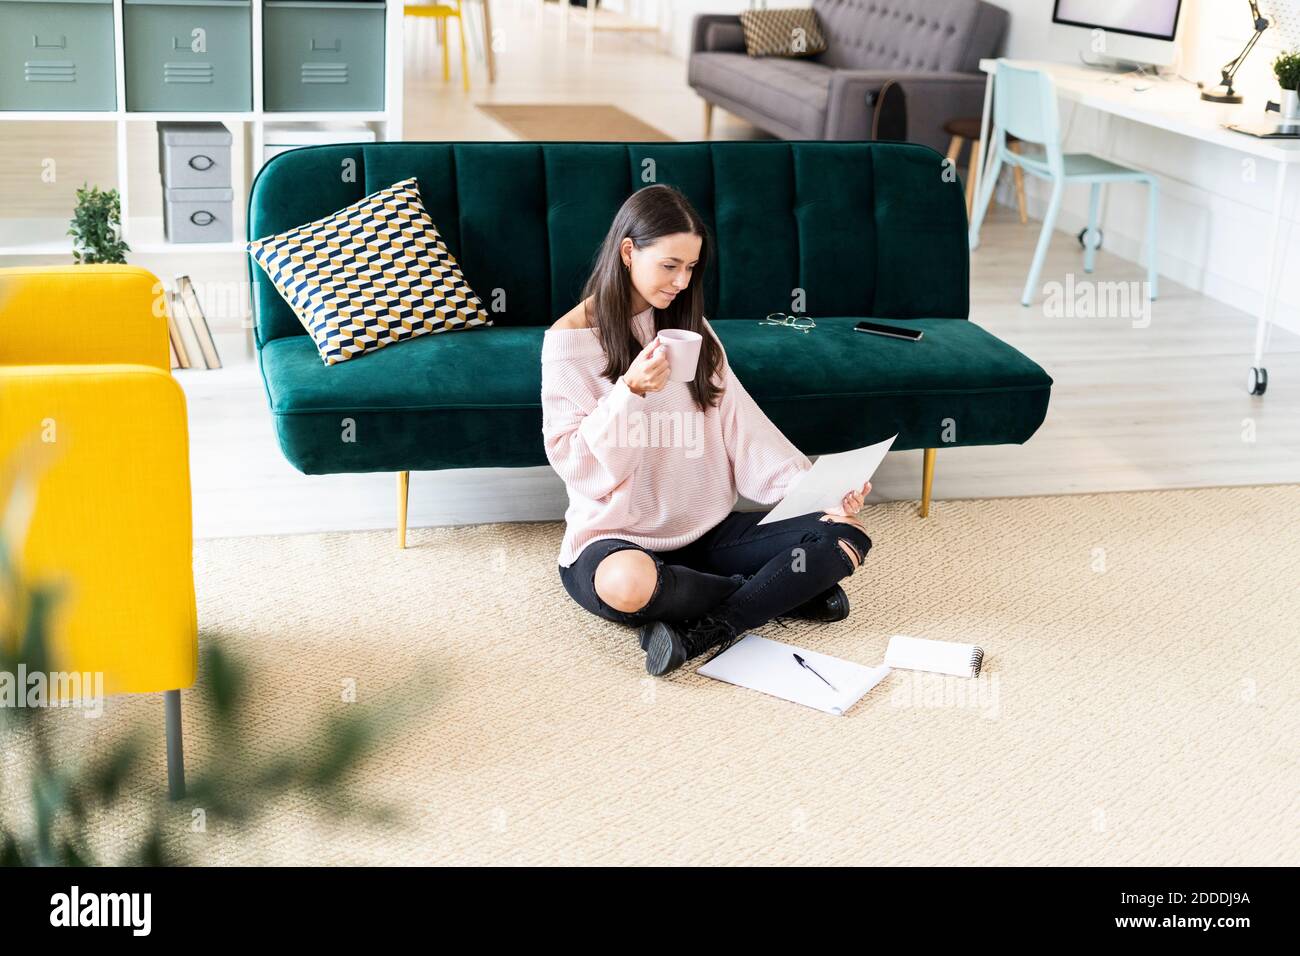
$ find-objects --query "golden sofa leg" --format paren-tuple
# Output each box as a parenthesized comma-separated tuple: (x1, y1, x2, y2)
(920, 448, 936, 518)
(397, 471, 410, 549)
(703, 100, 714, 139)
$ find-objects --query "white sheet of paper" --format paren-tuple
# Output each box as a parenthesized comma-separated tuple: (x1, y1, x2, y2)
(758, 434, 898, 525)
(696, 633, 892, 716)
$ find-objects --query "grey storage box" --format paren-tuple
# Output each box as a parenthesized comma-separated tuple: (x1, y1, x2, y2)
(157, 121, 232, 188)
(263, 1, 385, 112)
(163, 185, 233, 243)
(123, 0, 252, 111)
(0, 0, 117, 111)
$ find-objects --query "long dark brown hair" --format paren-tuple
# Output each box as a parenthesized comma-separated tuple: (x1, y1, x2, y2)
(581, 184, 723, 411)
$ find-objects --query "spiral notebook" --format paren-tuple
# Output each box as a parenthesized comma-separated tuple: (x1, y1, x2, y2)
(697, 634, 892, 717)
(884, 635, 984, 678)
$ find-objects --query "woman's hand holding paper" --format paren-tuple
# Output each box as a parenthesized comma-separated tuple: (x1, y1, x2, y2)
(824, 481, 871, 518)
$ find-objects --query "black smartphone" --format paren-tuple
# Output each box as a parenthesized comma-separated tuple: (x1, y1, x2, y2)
(854, 321, 923, 342)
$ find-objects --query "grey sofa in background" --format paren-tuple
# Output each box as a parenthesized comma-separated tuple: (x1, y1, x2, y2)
(689, 0, 1009, 154)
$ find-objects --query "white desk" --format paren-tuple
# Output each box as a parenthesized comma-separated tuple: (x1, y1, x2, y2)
(970, 59, 1300, 395)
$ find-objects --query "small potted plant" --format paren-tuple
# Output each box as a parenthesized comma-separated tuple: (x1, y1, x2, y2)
(1274, 50, 1300, 121)
(67, 184, 130, 264)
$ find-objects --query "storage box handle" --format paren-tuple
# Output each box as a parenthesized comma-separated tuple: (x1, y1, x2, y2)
(188, 155, 216, 172)
(189, 210, 217, 226)
(310, 38, 342, 53)
(33, 35, 68, 50)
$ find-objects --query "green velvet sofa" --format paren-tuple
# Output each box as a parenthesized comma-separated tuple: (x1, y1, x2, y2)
(248, 141, 1052, 546)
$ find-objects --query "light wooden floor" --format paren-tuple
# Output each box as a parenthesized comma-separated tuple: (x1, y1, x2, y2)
(5, 3, 1298, 537)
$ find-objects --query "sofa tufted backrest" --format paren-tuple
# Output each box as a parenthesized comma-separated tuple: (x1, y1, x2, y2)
(811, 0, 1008, 73)
(247, 141, 969, 345)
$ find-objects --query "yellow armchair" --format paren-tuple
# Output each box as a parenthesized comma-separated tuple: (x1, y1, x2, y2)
(0, 265, 197, 798)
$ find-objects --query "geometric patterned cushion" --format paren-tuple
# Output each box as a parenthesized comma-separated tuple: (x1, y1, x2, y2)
(738, 7, 827, 58)
(247, 177, 491, 365)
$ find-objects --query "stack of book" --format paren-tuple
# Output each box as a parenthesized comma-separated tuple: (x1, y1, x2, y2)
(167, 274, 222, 370)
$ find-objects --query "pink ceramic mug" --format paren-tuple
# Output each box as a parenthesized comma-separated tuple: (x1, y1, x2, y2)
(655, 329, 703, 382)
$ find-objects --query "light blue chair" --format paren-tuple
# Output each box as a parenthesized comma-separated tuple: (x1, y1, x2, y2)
(969, 59, 1160, 307)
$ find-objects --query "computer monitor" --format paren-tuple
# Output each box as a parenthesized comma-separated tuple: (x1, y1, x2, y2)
(1052, 0, 1184, 68)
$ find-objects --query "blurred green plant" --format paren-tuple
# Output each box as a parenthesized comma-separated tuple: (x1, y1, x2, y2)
(1274, 50, 1300, 91)
(1, 441, 400, 866)
(67, 185, 129, 265)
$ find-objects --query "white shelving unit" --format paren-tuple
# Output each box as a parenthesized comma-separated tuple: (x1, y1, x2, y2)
(0, 0, 406, 258)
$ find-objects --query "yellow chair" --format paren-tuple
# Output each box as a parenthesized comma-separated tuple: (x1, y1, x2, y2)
(406, 0, 471, 92)
(0, 265, 197, 799)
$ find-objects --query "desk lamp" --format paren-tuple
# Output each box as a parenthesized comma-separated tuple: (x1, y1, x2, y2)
(1202, 1, 1270, 102)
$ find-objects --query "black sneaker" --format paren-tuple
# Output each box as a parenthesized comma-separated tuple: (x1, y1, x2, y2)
(639, 613, 740, 677)
(781, 584, 850, 624)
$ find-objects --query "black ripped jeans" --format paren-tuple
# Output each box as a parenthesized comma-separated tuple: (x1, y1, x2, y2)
(558, 510, 872, 633)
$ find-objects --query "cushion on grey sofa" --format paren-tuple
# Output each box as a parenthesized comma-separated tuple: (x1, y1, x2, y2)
(738, 8, 828, 57)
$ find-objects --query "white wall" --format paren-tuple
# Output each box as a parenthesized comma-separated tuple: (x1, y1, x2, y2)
(992, 0, 1300, 326)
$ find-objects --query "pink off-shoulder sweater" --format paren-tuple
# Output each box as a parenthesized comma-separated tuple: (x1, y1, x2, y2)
(542, 307, 813, 568)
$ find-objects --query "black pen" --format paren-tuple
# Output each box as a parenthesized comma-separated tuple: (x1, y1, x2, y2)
(793, 653, 838, 692)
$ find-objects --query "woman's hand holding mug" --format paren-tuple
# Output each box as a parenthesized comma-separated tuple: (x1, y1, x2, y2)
(621, 336, 670, 397)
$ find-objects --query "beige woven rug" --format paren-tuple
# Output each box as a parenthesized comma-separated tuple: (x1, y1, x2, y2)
(478, 103, 673, 141)
(5, 485, 1298, 865)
